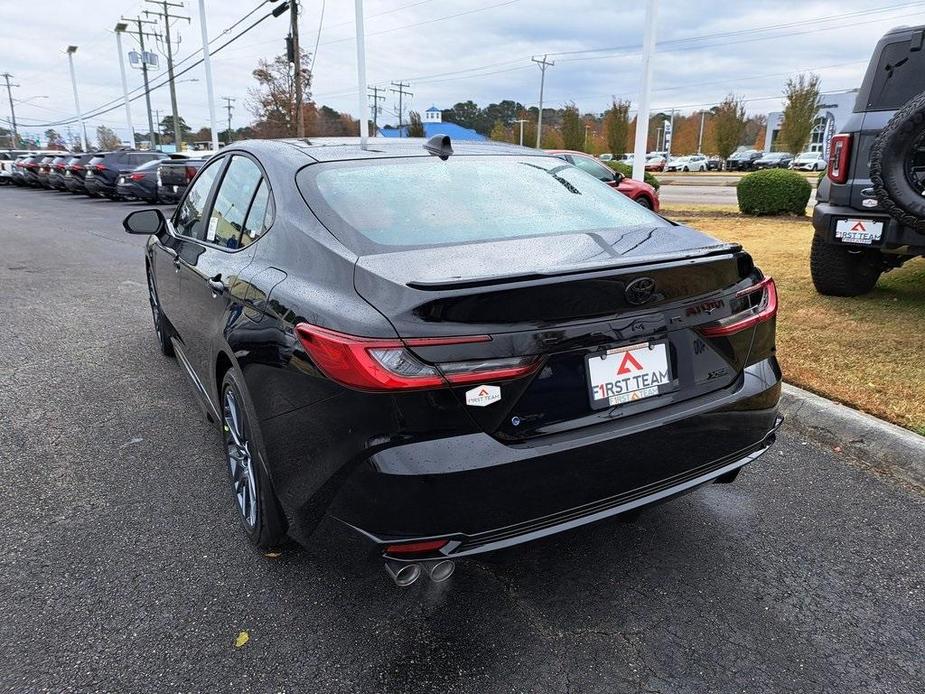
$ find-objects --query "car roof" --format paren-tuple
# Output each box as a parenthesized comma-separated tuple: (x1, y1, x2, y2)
(231, 136, 552, 164)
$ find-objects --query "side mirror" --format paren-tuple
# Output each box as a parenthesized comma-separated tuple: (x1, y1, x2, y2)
(123, 208, 166, 235)
(612, 171, 625, 184)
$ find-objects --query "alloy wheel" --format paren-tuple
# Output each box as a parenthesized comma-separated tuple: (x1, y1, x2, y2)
(223, 388, 258, 529)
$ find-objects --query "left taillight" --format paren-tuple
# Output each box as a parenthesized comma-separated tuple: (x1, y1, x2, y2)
(827, 133, 852, 184)
(130, 172, 145, 181)
(294, 323, 538, 392)
(700, 277, 777, 337)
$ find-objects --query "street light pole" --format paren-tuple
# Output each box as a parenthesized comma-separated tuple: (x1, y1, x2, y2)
(114, 25, 135, 147)
(698, 110, 707, 154)
(355, 0, 369, 149)
(197, 0, 220, 151)
(514, 118, 527, 146)
(632, 0, 658, 181)
(65, 46, 88, 152)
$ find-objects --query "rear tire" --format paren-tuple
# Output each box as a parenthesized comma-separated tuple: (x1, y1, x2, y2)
(636, 196, 652, 210)
(221, 370, 287, 550)
(146, 268, 175, 357)
(810, 236, 882, 296)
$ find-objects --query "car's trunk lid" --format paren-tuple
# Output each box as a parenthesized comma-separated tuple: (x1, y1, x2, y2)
(355, 229, 758, 440)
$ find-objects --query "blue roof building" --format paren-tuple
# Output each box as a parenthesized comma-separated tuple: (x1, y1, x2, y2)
(379, 105, 486, 141)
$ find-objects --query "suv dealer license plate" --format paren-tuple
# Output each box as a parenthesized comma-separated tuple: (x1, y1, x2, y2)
(587, 342, 671, 409)
(835, 219, 883, 245)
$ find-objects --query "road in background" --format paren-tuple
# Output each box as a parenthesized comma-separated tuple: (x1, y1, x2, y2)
(1, 186, 922, 693)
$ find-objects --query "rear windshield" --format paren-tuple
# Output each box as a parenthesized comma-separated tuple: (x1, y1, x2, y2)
(864, 36, 925, 111)
(299, 155, 666, 253)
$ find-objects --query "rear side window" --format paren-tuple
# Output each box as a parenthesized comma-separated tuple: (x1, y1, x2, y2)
(239, 180, 274, 248)
(570, 155, 614, 182)
(302, 155, 665, 252)
(865, 37, 925, 110)
(173, 158, 223, 240)
(205, 155, 263, 249)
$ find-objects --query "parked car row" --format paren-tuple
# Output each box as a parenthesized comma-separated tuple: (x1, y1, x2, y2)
(595, 149, 827, 173)
(2, 147, 216, 204)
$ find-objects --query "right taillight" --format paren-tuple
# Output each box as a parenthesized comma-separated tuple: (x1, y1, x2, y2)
(827, 133, 852, 184)
(294, 323, 539, 392)
(185, 166, 197, 181)
(700, 277, 777, 337)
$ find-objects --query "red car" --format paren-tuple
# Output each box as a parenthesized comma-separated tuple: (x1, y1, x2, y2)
(545, 150, 660, 211)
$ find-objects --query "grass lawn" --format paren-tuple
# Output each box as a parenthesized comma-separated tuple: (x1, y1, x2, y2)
(665, 208, 925, 434)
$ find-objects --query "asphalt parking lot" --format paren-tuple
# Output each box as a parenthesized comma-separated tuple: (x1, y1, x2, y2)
(1, 185, 923, 694)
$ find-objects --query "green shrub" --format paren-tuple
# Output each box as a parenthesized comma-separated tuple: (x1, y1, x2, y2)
(606, 161, 660, 190)
(737, 168, 812, 215)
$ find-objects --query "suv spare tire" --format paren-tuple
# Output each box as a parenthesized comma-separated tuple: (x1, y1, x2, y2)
(870, 90, 925, 232)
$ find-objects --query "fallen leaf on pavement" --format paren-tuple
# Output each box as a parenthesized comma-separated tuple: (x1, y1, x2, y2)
(234, 631, 250, 648)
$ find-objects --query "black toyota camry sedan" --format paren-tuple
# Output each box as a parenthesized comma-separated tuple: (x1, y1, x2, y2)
(124, 137, 781, 587)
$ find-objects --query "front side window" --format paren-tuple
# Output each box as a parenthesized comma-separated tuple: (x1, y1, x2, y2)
(205, 156, 263, 249)
(173, 158, 223, 240)
(303, 155, 666, 252)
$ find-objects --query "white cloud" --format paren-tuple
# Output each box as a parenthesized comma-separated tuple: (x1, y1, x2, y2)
(1, 0, 917, 143)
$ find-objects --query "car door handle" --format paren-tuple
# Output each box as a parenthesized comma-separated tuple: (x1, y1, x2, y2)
(208, 276, 225, 295)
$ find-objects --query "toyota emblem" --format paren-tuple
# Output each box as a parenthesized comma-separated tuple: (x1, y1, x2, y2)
(624, 277, 657, 305)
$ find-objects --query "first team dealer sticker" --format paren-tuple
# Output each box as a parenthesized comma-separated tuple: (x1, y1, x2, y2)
(587, 341, 671, 409)
(835, 218, 883, 245)
(465, 384, 501, 407)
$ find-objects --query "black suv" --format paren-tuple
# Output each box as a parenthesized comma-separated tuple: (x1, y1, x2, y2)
(811, 24, 925, 296)
(84, 150, 169, 199)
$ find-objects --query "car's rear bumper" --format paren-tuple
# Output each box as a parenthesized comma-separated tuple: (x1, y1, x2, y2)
(85, 178, 116, 195)
(296, 357, 782, 558)
(157, 184, 185, 203)
(812, 202, 925, 252)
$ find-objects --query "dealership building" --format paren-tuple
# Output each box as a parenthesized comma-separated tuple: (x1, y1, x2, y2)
(763, 88, 858, 157)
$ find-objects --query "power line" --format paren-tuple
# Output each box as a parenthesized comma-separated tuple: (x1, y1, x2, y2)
(308, 0, 326, 76)
(368, 85, 385, 132)
(21, 3, 287, 129)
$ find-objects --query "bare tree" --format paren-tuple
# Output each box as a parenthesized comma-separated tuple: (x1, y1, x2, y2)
(712, 94, 747, 161)
(779, 73, 821, 155)
(406, 111, 425, 137)
(247, 50, 312, 138)
(96, 125, 121, 150)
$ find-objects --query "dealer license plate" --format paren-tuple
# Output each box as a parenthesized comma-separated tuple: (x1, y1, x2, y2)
(587, 342, 671, 409)
(835, 219, 882, 245)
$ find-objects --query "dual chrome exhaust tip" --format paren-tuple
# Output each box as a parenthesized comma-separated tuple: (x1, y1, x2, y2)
(384, 558, 455, 587)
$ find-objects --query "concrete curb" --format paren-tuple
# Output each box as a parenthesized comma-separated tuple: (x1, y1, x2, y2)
(779, 383, 925, 489)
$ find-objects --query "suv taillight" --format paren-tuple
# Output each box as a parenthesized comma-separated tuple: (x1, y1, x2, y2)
(185, 166, 198, 181)
(827, 133, 852, 184)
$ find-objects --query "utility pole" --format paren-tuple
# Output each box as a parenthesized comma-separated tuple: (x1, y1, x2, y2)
(222, 97, 235, 145)
(65, 46, 88, 152)
(532, 55, 554, 149)
(1, 73, 18, 148)
(154, 108, 161, 147)
(697, 110, 707, 154)
(514, 118, 527, 146)
(390, 81, 412, 136)
(584, 124, 590, 151)
(114, 25, 135, 147)
(368, 85, 385, 134)
(197, 0, 219, 151)
(632, 0, 658, 182)
(144, 0, 190, 151)
(289, 0, 304, 137)
(121, 16, 159, 150)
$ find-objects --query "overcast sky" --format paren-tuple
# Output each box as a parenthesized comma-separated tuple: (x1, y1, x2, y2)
(2, 0, 922, 142)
